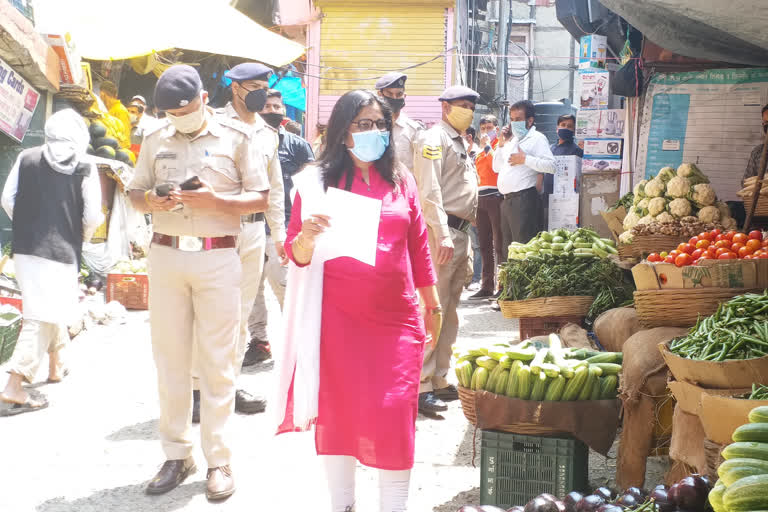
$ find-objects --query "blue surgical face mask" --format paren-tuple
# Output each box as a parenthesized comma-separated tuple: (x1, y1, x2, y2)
(486, 129, 498, 141)
(349, 129, 390, 162)
(510, 121, 529, 139)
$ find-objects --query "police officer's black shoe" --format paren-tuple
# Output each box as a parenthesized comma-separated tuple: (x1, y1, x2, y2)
(192, 390, 200, 424)
(235, 389, 266, 414)
(242, 339, 272, 367)
(418, 392, 448, 415)
(434, 384, 460, 401)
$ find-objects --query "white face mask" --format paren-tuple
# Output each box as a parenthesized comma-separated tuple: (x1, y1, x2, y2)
(166, 99, 206, 134)
(129, 113, 139, 125)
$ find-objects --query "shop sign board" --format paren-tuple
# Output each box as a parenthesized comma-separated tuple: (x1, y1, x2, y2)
(0, 57, 40, 143)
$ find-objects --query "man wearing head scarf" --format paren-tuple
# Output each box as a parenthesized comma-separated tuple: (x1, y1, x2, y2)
(0, 109, 103, 416)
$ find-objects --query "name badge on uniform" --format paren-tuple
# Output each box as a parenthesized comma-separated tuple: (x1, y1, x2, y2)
(156, 152, 177, 160)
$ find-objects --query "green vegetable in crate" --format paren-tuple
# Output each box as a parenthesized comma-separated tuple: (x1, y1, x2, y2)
(530, 373, 550, 401)
(506, 360, 523, 397)
(722, 474, 768, 512)
(600, 375, 619, 399)
(577, 366, 601, 401)
(563, 365, 589, 401)
(471, 367, 489, 391)
(517, 365, 533, 399)
(732, 423, 768, 443)
(709, 480, 726, 512)
(455, 360, 473, 388)
(486, 364, 504, 391)
(717, 458, 768, 486)
(476, 356, 498, 370)
(749, 384, 768, 400)
(722, 442, 768, 462)
(544, 375, 566, 401)
(590, 363, 622, 376)
(495, 370, 510, 395)
(750, 406, 768, 423)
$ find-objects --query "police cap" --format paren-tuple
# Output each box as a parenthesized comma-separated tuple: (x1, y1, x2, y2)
(225, 63, 272, 82)
(154, 65, 203, 110)
(375, 72, 407, 90)
(439, 85, 480, 103)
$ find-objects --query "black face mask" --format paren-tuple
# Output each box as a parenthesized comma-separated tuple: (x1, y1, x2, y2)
(239, 87, 267, 113)
(382, 96, 405, 113)
(763, 124, 768, 134)
(261, 112, 283, 129)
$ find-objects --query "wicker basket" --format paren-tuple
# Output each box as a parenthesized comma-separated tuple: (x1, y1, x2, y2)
(617, 243, 637, 261)
(458, 386, 477, 426)
(457, 386, 566, 435)
(499, 296, 595, 319)
(630, 234, 690, 258)
(741, 198, 768, 217)
(703, 438, 726, 479)
(634, 287, 759, 328)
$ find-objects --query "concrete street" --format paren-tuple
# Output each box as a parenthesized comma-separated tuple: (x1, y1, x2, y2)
(0, 289, 665, 511)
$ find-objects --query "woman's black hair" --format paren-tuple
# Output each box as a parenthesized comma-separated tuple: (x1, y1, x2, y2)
(318, 89, 402, 191)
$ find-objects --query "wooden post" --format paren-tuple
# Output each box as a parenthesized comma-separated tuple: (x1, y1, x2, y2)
(743, 129, 768, 230)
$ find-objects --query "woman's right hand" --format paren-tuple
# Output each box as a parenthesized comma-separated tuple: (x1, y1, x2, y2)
(299, 214, 331, 246)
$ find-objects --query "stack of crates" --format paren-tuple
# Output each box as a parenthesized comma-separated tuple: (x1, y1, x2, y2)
(480, 430, 589, 508)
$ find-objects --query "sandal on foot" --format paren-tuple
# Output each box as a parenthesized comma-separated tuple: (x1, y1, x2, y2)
(47, 368, 70, 384)
(0, 389, 49, 417)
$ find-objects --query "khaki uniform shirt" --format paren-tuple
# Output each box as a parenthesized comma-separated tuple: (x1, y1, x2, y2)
(412, 120, 478, 240)
(393, 112, 423, 173)
(128, 114, 270, 237)
(217, 103, 286, 242)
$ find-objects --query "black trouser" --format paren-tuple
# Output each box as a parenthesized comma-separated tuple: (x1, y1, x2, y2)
(501, 187, 541, 253)
(477, 192, 504, 293)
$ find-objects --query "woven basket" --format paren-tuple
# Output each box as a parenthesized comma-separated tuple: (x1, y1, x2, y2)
(703, 438, 726, 479)
(457, 386, 566, 435)
(634, 287, 759, 328)
(499, 296, 595, 319)
(741, 198, 768, 216)
(631, 234, 690, 258)
(458, 386, 477, 426)
(618, 243, 637, 261)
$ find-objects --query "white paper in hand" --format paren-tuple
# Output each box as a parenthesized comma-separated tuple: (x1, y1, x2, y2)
(322, 187, 381, 266)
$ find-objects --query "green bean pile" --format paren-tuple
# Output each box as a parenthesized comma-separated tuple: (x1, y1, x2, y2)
(749, 384, 768, 399)
(670, 291, 768, 361)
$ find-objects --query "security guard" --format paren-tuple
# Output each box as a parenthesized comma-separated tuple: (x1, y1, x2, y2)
(412, 85, 479, 416)
(127, 65, 270, 500)
(189, 62, 285, 422)
(375, 71, 423, 173)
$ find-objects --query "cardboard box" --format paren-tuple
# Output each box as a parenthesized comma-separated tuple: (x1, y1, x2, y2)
(700, 393, 768, 445)
(579, 71, 610, 109)
(106, 273, 149, 310)
(599, 206, 626, 242)
(667, 379, 751, 416)
(632, 259, 759, 290)
(576, 109, 626, 139)
(659, 341, 768, 389)
(584, 139, 623, 158)
(579, 34, 607, 70)
(44, 33, 83, 85)
(583, 157, 621, 172)
(553, 155, 582, 195)
(580, 171, 619, 239)
(548, 193, 580, 231)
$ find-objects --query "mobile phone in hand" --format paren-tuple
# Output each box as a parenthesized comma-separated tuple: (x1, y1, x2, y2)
(180, 175, 203, 191)
(155, 183, 175, 197)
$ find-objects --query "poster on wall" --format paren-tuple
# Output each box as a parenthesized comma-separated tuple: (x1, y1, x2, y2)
(636, 68, 768, 201)
(0, 57, 40, 143)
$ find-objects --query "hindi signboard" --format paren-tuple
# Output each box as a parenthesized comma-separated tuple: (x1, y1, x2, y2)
(0, 57, 40, 143)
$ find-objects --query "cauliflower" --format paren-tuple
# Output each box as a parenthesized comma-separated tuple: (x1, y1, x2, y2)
(633, 198, 650, 217)
(654, 212, 676, 223)
(637, 214, 655, 225)
(666, 176, 692, 198)
(622, 210, 642, 231)
(677, 163, 710, 184)
(648, 197, 667, 216)
(619, 231, 634, 244)
(669, 197, 693, 218)
(716, 201, 731, 219)
(721, 217, 738, 231)
(633, 180, 648, 199)
(691, 183, 716, 207)
(656, 167, 676, 183)
(697, 205, 721, 223)
(644, 178, 665, 198)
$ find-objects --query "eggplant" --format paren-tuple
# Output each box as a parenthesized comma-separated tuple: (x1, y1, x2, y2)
(651, 488, 675, 512)
(597, 505, 623, 512)
(576, 495, 606, 512)
(690, 474, 712, 491)
(479, 507, 507, 512)
(668, 483, 681, 506)
(525, 497, 560, 512)
(554, 501, 566, 512)
(507, 508, 525, 512)
(85, 277, 103, 291)
(655, 484, 669, 491)
(625, 487, 646, 500)
(615, 494, 639, 509)
(671, 477, 708, 511)
(594, 488, 614, 501)
(565, 492, 584, 512)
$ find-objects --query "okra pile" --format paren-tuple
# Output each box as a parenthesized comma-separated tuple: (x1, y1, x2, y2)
(669, 291, 768, 361)
(454, 334, 622, 401)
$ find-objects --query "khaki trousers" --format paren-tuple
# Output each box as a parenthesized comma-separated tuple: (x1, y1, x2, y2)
(148, 244, 242, 467)
(420, 226, 469, 393)
(248, 234, 287, 341)
(7, 319, 67, 383)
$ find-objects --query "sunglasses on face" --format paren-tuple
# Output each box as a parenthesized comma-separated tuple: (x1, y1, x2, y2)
(350, 119, 390, 131)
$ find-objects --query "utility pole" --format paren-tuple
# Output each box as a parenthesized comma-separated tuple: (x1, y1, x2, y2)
(495, 0, 510, 122)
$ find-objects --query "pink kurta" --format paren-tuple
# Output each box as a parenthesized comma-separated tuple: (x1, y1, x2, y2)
(280, 166, 436, 470)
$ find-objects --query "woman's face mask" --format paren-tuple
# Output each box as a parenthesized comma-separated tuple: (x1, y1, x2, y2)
(348, 129, 390, 162)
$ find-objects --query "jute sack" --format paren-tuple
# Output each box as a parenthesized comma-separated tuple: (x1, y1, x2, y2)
(594, 307, 641, 353)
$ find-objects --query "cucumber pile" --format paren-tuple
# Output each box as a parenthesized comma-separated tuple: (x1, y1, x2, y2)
(710, 405, 768, 512)
(454, 334, 621, 401)
(508, 227, 618, 261)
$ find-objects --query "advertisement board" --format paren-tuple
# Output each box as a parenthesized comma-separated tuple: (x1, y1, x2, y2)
(0, 57, 40, 143)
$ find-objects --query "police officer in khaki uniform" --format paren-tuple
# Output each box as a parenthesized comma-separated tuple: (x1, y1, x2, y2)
(189, 62, 285, 422)
(127, 65, 270, 500)
(375, 72, 423, 173)
(412, 85, 479, 415)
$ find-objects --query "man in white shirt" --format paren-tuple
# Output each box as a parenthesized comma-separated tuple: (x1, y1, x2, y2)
(492, 100, 555, 252)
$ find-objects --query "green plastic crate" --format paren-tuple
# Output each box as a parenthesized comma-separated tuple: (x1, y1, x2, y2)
(480, 430, 589, 508)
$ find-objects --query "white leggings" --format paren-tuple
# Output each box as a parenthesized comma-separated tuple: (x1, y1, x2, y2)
(323, 455, 411, 512)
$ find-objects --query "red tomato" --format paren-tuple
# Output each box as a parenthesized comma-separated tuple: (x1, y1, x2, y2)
(733, 233, 749, 245)
(749, 230, 762, 240)
(681, 243, 695, 255)
(759, 252, 768, 259)
(675, 253, 693, 267)
(738, 246, 753, 258)
(707, 246, 718, 258)
(691, 249, 704, 260)
(716, 247, 731, 257)
(726, 231, 738, 241)
(747, 239, 762, 252)
(688, 237, 699, 246)
(664, 255, 675, 264)
(718, 251, 738, 260)
(699, 232, 714, 241)
(716, 234, 726, 242)
(731, 242, 745, 253)
(696, 239, 711, 249)
(669, 250, 681, 258)
(715, 240, 731, 250)
(647, 253, 661, 263)
(677, 243, 688, 253)
(698, 254, 711, 261)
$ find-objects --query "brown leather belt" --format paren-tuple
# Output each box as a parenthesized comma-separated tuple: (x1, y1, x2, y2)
(151, 233, 236, 252)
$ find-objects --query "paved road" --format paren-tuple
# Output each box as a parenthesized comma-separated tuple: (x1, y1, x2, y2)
(0, 290, 665, 511)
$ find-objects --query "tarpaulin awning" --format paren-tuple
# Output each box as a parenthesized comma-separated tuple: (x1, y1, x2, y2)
(33, 0, 305, 67)
(598, 0, 768, 67)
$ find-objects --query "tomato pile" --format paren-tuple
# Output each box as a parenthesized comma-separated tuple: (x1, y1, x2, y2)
(646, 230, 768, 267)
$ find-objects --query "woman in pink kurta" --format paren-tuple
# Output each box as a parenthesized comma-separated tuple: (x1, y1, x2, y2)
(280, 90, 440, 512)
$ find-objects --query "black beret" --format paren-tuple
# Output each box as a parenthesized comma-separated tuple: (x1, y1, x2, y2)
(225, 63, 272, 82)
(375, 72, 407, 90)
(439, 85, 480, 102)
(154, 65, 203, 110)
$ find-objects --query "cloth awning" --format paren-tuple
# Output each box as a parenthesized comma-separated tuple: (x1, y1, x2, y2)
(33, 0, 305, 67)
